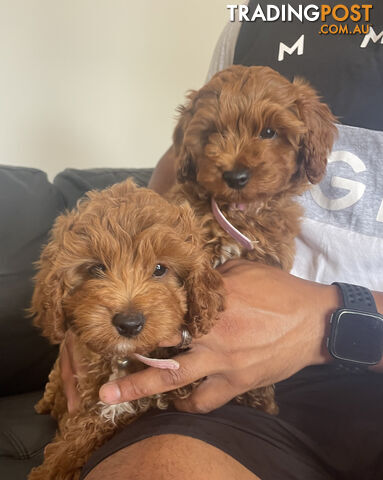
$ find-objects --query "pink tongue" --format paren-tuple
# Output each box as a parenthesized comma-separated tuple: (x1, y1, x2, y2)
(133, 353, 180, 370)
(232, 203, 246, 211)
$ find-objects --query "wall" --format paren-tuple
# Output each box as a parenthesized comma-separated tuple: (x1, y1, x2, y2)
(0, 0, 230, 179)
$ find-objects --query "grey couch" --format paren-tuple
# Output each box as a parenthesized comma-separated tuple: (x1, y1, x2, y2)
(0, 165, 153, 479)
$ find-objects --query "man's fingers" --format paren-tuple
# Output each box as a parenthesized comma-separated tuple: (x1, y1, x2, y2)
(99, 348, 219, 404)
(174, 375, 238, 414)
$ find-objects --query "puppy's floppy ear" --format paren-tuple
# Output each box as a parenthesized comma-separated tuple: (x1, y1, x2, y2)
(172, 203, 224, 335)
(293, 78, 337, 184)
(29, 212, 77, 344)
(173, 90, 198, 183)
(184, 252, 225, 336)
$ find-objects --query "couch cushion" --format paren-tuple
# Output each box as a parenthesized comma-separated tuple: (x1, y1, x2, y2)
(54, 167, 153, 210)
(0, 391, 56, 478)
(0, 166, 64, 396)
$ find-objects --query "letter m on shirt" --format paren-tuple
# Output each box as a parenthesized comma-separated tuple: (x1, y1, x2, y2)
(278, 34, 304, 61)
(360, 27, 383, 48)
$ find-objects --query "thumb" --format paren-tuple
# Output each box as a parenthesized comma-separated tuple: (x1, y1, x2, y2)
(174, 375, 238, 414)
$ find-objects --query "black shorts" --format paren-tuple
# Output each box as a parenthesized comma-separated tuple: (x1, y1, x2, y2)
(81, 366, 383, 480)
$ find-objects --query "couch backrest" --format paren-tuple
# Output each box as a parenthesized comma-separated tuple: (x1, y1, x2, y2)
(0, 166, 152, 396)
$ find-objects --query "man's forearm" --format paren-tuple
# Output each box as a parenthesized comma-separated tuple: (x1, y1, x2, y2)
(373, 291, 383, 313)
(148, 146, 177, 194)
(373, 290, 383, 370)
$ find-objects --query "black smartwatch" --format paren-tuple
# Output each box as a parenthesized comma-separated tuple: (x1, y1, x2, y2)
(327, 282, 383, 367)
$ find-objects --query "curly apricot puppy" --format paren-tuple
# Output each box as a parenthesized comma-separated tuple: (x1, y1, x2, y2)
(168, 65, 337, 411)
(28, 179, 224, 480)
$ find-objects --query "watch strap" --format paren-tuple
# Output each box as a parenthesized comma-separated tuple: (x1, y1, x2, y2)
(332, 282, 377, 313)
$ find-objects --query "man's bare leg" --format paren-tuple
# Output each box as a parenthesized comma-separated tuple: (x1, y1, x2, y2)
(85, 434, 261, 480)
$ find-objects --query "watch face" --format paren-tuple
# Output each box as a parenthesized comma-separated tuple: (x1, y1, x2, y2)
(331, 310, 383, 365)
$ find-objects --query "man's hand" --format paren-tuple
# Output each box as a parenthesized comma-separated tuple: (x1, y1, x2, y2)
(99, 260, 338, 413)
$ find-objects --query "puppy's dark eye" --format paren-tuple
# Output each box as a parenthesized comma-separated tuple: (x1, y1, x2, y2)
(152, 264, 168, 278)
(260, 128, 276, 139)
(88, 263, 107, 277)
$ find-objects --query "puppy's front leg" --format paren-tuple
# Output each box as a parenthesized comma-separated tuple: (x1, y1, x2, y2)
(28, 409, 116, 480)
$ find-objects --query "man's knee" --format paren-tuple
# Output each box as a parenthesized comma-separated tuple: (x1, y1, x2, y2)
(85, 434, 259, 480)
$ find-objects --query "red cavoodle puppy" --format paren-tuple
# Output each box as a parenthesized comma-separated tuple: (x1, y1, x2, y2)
(167, 65, 337, 413)
(28, 179, 224, 480)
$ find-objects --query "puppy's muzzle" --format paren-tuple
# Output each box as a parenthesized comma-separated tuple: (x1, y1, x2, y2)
(112, 311, 145, 338)
(222, 168, 251, 190)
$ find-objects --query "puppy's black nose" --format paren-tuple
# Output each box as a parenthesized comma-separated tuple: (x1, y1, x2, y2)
(222, 168, 251, 190)
(112, 312, 145, 338)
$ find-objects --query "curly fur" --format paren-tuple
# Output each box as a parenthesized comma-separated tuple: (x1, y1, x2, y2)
(167, 65, 337, 413)
(28, 179, 224, 480)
